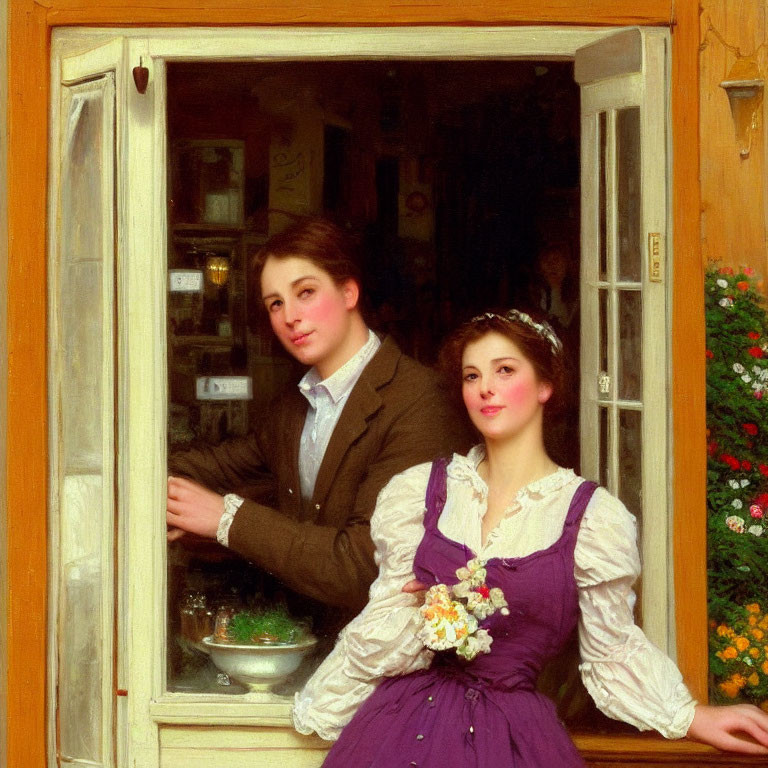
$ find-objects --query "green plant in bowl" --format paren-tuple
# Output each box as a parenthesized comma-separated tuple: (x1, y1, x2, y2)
(224, 606, 308, 645)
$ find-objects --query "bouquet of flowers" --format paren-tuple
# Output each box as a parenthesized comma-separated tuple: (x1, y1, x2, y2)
(417, 558, 508, 661)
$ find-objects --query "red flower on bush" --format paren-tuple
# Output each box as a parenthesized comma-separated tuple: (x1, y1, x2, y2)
(719, 267, 734, 275)
(749, 347, 764, 358)
(748, 332, 761, 340)
(759, 464, 768, 477)
(720, 454, 741, 471)
(708, 440, 719, 456)
(744, 267, 755, 276)
(737, 281, 749, 292)
(758, 493, 768, 507)
(743, 423, 759, 436)
(706, 349, 714, 359)
(742, 460, 752, 471)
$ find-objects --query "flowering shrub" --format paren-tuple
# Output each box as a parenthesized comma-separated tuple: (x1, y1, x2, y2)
(709, 603, 768, 709)
(706, 265, 768, 704)
(417, 558, 508, 661)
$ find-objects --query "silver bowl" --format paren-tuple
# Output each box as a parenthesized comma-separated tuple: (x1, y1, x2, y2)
(202, 634, 318, 692)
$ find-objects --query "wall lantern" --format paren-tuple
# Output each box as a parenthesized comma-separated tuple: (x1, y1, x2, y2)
(205, 254, 230, 286)
(720, 58, 764, 159)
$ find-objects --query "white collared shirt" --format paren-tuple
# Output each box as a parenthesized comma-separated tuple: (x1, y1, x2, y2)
(298, 329, 381, 499)
(217, 329, 381, 547)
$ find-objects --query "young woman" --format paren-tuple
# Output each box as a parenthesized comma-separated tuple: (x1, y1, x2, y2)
(166, 217, 470, 627)
(292, 309, 768, 765)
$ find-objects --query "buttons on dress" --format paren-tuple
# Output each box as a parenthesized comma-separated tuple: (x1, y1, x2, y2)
(288, 488, 293, 495)
(315, 503, 321, 510)
(416, 734, 424, 741)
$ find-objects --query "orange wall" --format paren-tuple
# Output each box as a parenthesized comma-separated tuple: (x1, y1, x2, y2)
(700, 0, 768, 279)
(0, 0, 8, 764)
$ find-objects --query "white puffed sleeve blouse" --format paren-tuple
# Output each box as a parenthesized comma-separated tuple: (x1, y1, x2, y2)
(292, 446, 697, 742)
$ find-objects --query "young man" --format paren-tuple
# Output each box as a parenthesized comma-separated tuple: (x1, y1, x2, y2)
(167, 217, 471, 619)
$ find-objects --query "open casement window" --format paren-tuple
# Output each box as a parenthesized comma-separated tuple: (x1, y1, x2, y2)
(48, 40, 122, 768)
(576, 29, 671, 651)
(49, 26, 671, 768)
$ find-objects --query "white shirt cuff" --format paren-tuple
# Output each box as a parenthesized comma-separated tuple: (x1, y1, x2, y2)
(216, 493, 244, 547)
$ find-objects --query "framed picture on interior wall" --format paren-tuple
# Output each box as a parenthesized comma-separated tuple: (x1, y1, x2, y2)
(171, 139, 245, 228)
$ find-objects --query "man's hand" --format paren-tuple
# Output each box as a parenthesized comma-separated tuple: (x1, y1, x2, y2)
(166, 476, 225, 541)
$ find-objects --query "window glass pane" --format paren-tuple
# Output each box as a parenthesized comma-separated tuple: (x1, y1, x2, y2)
(618, 408, 642, 521)
(616, 107, 641, 282)
(599, 288, 609, 400)
(56, 80, 111, 765)
(599, 406, 609, 488)
(618, 289, 642, 401)
(599, 111, 608, 281)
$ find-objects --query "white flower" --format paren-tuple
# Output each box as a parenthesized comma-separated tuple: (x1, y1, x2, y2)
(452, 580, 472, 599)
(748, 525, 764, 537)
(742, 374, 753, 383)
(732, 499, 744, 509)
(458, 559, 487, 587)
(456, 629, 494, 661)
(717, 279, 729, 288)
(726, 515, 746, 533)
(741, 479, 751, 488)
(734, 363, 746, 374)
(729, 479, 740, 489)
(719, 297, 734, 308)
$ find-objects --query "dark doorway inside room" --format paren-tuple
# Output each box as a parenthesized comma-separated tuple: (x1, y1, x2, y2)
(164, 59, 590, 710)
(165, 59, 580, 463)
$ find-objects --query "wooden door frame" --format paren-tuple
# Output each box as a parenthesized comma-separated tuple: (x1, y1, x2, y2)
(6, 2, 702, 766)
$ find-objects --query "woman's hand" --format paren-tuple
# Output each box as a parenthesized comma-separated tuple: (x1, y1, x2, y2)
(402, 579, 427, 602)
(166, 476, 225, 541)
(687, 703, 768, 754)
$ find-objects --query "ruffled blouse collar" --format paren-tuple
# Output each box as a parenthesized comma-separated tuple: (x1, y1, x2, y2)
(447, 444, 576, 504)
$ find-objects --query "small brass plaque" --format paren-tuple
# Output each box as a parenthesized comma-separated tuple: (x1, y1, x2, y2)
(648, 232, 663, 283)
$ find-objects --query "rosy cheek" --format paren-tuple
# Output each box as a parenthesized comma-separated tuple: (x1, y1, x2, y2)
(268, 313, 282, 334)
(304, 293, 335, 322)
(499, 379, 537, 407)
(462, 385, 481, 411)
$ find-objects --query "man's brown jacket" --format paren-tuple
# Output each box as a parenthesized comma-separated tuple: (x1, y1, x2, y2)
(170, 336, 472, 613)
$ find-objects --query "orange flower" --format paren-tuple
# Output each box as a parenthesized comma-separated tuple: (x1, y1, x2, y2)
(749, 672, 761, 686)
(747, 603, 762, 614)
(759, 616, 768, 630)
(737, 281, 750, 292)
(762, 660, 768, 675)
(717, 624, 734, 638)
(719, 680, 741, 698)
(736, 636, 750, 652)
(752, 628, 765, 641)
(733, 673, 748, 689)
(750, 647, 760, 658)
(750, 616, 758, 626)
(723, 646, 739, 659)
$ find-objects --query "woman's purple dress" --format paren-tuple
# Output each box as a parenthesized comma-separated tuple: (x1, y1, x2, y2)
(322, 459, 597, 768)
